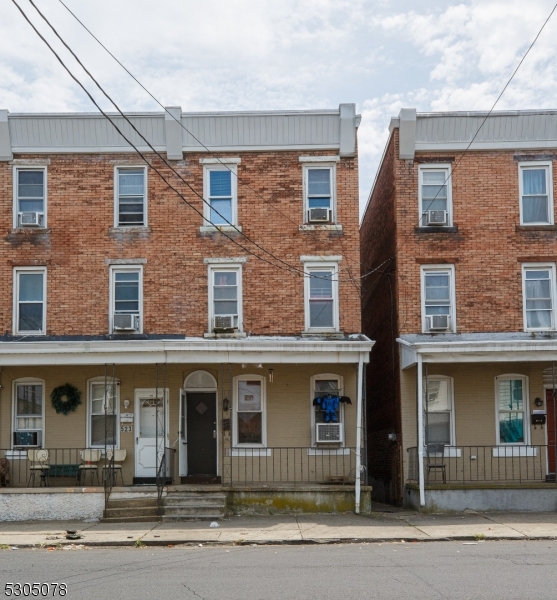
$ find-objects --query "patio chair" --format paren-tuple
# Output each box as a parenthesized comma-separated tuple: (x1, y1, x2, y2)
(28, 449, 50, 487)
(0, 456, 10, 487)
(426, 444, 446, 484)
(102, 449, 126, 486)
(79, 449, 102, 485)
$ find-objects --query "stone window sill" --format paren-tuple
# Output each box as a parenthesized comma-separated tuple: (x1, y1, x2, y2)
(109, 226, 151, 234)
(414, 226, 458, 234)
(299, 224, 343, 232)
(9, 228, 51, 235)
(203, 331, 247, 339)
(516, 225, 557, 232)
(200, 225, 242, 234)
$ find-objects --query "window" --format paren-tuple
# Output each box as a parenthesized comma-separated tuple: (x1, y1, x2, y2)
(109, 266, 143, 333)
(14, 167, 46, 228)
(421, 265, 456, 333)
(208, 264, 242, 332)
(300, 159, 338, 224)
(13, 379, 44, 448)
(13, 268, 46, 335)
(424, 376, 454, 446)
(519, 162, 553, 225)
(233, 375, 266, 446)
(115, 167, 147, 226)
(88, 378, 119, 448)
(496, 375, 528, 444)
(303, 261, 340, 332)
(310, 374, 345, 446)
(418, 164, 452, 226)
(202, 161, 239, 227)
(522, 264, 556, 331)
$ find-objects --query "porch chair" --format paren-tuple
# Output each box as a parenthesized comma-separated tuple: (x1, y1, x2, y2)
(79, 449, 102, 485)
(102, 449, 126, 486)
(0, 454, 10, 487)
(426, 444, 447, 484)
(28, 449, 50, 487)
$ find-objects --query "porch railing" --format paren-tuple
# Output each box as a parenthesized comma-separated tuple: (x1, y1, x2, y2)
(0, 448, 105, 488)
(406, 445, 555, 484)
(224, 447, 357, 485)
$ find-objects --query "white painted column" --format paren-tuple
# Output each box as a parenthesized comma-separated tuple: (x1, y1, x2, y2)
(417, 354, 425, 506)
(355, 353, 364, 514)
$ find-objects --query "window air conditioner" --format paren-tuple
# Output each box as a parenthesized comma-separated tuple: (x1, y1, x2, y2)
(316, 423, 343, 443)
(18, 212, 44, 227)
(308, 208, 332, 223)
(426, 314, 450, 331)
(214, 315, 238, 331)
(425, 210, 448, 226)
(113, 313, 140, 331)
(13, 431, 41, 447)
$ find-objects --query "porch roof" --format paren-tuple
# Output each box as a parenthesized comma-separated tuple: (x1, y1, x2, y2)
(0, 334, 373, 366)
(398, 332, 557, 368)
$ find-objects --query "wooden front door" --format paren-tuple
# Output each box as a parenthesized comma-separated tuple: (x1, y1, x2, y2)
(186, 392, 217, 475)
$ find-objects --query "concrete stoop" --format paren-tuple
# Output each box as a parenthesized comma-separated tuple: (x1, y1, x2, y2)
(162, 491, 227, 521)
(102, 496, 160, 523)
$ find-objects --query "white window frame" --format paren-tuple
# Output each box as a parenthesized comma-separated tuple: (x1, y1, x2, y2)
(13, 267, 47, 335)
(420, 264, 456, 333)
(109, 265, 143, 333)
(207, 263, 243, 333)
(87, 376, 120, 449)
(495, 374, 529, 446)
(13, 166, 47, 229)
(114, 166, 147, 227)
(303, 261, 340, 333)
(522, 263, 557, 332)
(310, 373, 344, 447)
(233, 374, 267, 448)
(418, 163, 452, 227)
(518, 161, 554, 226)
(301, 160, 338, 224)
(202, 161, 239, 227)
(423, 375, 456, 448)
(12, 378, 45, 449)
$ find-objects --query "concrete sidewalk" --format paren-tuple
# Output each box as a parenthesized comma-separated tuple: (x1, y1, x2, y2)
(2, 507, 557, 547)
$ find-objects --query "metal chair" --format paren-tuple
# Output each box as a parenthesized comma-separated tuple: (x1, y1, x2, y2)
(102, 449, 126, 486)
(28, 449, 50, 487)
(79, 449, 102, 485)
(426, 444, 446, 484)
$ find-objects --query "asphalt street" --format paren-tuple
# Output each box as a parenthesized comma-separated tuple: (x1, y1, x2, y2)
(1, 540, 556, 600)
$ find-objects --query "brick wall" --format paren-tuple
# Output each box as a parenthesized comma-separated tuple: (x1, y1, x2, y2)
(0, 151, 361, 336)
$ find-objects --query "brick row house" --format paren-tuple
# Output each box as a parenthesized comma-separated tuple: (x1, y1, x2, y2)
(0, 105, 372, 519)
(361, 108, 557, 511)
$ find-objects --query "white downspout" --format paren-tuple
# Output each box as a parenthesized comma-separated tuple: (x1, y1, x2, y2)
(355, 352, 364, 514)
(417, 354, 425, 506)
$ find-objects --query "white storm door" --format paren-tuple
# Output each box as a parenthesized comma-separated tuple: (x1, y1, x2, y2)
(179, 390, 188, 477)
(134, 390, 168, 479)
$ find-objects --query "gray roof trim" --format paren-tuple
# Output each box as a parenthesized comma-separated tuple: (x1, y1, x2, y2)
(415, 141, 557, 151)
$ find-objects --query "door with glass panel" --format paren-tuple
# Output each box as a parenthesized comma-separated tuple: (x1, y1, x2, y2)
(134, 389, 168, 480)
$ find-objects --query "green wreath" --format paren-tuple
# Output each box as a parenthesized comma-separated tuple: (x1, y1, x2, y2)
(51, 383, 82, 416)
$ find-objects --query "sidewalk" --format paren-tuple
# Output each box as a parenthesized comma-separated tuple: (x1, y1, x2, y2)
(2, 506, 557, 547)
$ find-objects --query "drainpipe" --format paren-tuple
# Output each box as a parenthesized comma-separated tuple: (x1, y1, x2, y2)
(417, 354, 425, 506)
(355, 352, 364, 514)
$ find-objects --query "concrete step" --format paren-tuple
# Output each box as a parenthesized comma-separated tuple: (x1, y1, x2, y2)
(164, 505, 224, 516)
(106, 498, 158, 509)
(104, 506, 160, 519)
(164, 495, 226, 506)
(161, 514, 224, 522)
(100, 516, 161, 523)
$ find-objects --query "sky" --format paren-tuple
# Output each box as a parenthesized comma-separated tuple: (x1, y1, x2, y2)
(2, 0, 557, 214)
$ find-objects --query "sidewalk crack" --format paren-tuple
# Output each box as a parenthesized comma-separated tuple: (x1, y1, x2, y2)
(482, 514, 527, 537)
(295, 516, 304, 541)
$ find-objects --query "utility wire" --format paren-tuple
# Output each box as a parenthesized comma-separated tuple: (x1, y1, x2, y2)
(54, 0, 363, 291)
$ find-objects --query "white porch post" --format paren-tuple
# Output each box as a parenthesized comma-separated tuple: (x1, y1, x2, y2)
(417, 354, 425, 506)
(355, 352, 364, 514)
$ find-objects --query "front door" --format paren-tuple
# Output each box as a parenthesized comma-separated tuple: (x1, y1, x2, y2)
(135, 389, 168, 480)
(547, 389, 557, 475)
(186, 391, 217, 475)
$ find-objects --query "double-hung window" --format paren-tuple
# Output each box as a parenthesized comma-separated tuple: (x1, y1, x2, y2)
(303, 259, 340, 332)
(421, 265, 456, 333)
(418, 164, 452, 227)
(88, 378, 119, 448)
(15, 167, 46, 228)
(208, 263, 242, 332)
(14, 268, 46, 335)
(234, 375, 266, 446)
(522, 264, 556, 331)
(311, 374, 345, 446)
(496, 375, 528, 445)
(300, 158, 338, 224)
(115, 167, 147, 226)
(519, 162, 553, 225)
(13, 380, 44, 448)
(110, 266, 142, 333)
(424, 376, 454, 446)
(202, 159, 240, 228)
